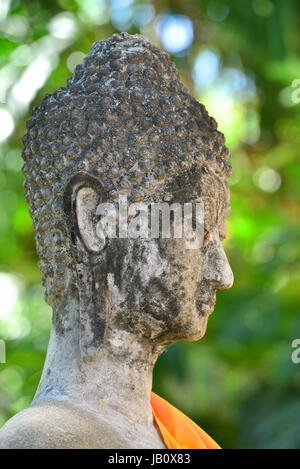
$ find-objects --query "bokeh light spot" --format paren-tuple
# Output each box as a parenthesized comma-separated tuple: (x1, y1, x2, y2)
(49, 12, 78, 40)
(193, 50, 219, 87)
(0, 109, 14, 141)
(207, 1, 229, 22)
(252, 0, 274, 17)
(67, 51, 85, 72)
(133, 3, 155, 27)
(157, 14, 194, 54)
(254, 167, 281, 193)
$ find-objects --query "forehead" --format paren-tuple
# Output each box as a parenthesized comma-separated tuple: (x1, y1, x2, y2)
(161, 166, 230, 208)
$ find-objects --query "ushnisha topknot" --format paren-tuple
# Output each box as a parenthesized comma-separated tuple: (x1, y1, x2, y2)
(21, 32, 232, 306)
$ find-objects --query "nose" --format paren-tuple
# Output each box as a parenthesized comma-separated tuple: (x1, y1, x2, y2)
(202, 233, 234, 291)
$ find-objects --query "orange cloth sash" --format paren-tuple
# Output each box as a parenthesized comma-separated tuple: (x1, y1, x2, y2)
(151, 392, 221, 449)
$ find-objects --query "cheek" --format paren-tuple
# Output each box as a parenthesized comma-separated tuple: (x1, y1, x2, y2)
(140, 277, 181, 321)
(156, 244, 206, 311)
(168, 243, 206, 287)
(113, 238, 206, 308)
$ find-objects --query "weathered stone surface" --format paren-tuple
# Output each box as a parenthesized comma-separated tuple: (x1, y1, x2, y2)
(0, 32, 233, 449)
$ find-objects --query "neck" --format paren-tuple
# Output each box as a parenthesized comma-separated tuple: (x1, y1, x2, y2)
(79, 327, 162, 424)
(33, 297, 163, 426)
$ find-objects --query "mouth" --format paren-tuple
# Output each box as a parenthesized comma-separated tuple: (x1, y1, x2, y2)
(195, 295, 216, 317)
(201, 303, 215, 315)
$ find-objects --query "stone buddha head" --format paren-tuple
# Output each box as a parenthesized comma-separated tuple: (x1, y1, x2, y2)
(21, 32, 233, 361)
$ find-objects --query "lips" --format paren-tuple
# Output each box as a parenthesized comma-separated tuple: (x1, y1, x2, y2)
(195, 294, 216, 316)
(201, 303, 214, 315)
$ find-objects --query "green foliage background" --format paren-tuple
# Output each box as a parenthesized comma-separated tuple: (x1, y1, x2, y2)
(0, 0, 300, 449)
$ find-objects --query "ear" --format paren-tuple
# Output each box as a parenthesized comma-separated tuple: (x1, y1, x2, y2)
(64, 174, 108, 360)
(64, 173, 107, 255)
(76, 186, 105, 253)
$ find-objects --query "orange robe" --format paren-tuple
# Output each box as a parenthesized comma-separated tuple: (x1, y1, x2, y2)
(151, 392, 221, 449)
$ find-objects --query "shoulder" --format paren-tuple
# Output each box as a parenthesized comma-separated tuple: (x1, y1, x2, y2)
(0, 399, 125, 449)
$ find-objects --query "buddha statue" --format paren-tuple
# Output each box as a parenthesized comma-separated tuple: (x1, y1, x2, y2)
(0, 32, 233, 449)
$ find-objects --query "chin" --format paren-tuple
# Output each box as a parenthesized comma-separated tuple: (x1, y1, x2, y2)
(183, 312, 210, 342)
